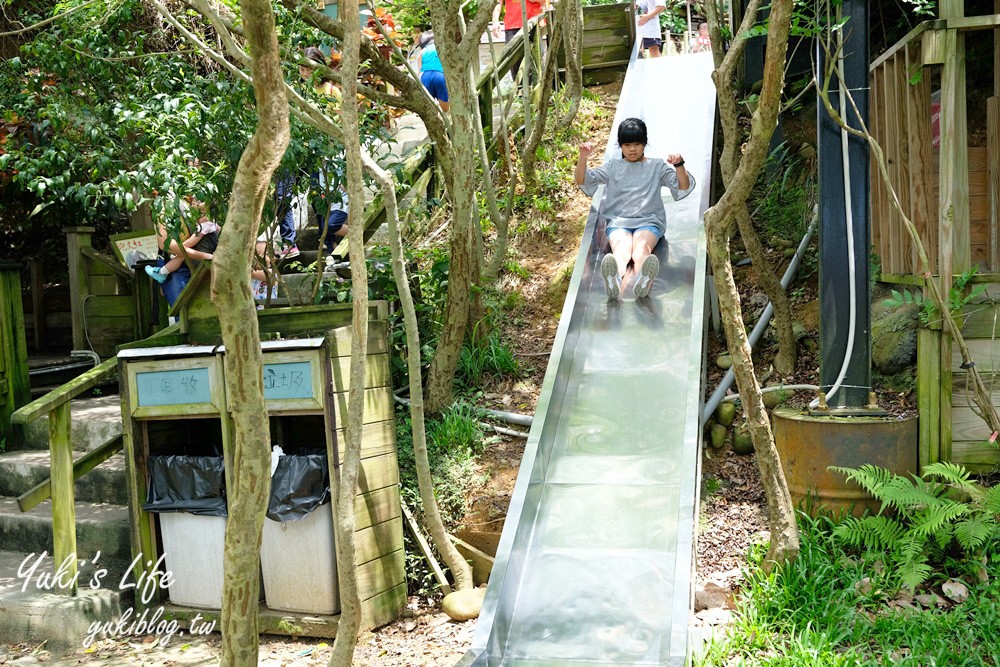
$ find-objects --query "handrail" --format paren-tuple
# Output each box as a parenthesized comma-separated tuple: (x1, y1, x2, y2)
(17, 434, 124, 512)
(868, 16, 1000, 72)
(9, 357, 118, 426)
(81, 245, 134, 281)
(8, 319, 181, 595)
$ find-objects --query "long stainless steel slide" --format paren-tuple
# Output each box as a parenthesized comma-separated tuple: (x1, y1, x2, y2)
(459, 52, 717, 666)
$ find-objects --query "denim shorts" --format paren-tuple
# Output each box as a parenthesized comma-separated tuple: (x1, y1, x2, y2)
(608, 224, 662, 240)
(641, 37, 663, 50)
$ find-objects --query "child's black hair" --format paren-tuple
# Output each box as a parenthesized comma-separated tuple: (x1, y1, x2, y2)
(617, 118, 648, 146)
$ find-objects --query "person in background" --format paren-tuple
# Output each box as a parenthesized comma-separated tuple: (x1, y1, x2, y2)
(691, 22, 711, 53)
(636, 0, 666, 58)
(491, 0, 544, 82)
(147, 197, 218, 307)
(416, 31, 449, 112)
(272, 171, 300, 259)
(575, 118, 694, 300)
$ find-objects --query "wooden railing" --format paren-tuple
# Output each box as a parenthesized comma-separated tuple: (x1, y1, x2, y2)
(870, 15, 1000, 281)
(8, 322, 180, 595)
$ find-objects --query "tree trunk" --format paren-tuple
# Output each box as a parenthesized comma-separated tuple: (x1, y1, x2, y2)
(379, 162, 474, 590)
(556, 0, 583, 132)
(329, 0, 367, 661)
(708, 0, 797, 377)
(703, 0, 799, 569)
(213, 0, 289, 664)
(423, 0, 495, 414)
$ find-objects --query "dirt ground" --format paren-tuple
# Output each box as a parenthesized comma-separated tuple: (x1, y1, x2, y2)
(0, 78, 782, 665)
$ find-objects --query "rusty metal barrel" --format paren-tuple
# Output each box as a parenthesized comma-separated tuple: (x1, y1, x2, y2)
(772, 406, 918, 517)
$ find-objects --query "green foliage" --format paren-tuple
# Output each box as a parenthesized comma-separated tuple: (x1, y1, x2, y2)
(883, 268, 988, 325)
(830, 463, 1000, 590)
(458, 321, 519, 387)
(696, 511, 1000, 666)
(366, 243, 451, 387)
(750, 143, 815, 259)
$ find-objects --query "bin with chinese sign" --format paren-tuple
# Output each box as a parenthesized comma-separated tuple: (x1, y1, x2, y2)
(116, 321, 405, 637)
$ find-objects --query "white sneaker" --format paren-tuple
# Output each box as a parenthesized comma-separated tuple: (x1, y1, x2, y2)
(600, 254, 621, 300)
(633, 255, 660, 298)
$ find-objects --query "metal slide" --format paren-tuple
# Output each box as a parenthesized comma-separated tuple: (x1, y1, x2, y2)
(458, 51, 717, 667)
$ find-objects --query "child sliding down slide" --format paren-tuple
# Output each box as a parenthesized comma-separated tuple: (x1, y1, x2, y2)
(575, 117, 695, 299)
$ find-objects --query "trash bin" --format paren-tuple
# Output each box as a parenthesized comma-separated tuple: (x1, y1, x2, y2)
(143, 455, 227, 609)
(260, 451, 339, 614)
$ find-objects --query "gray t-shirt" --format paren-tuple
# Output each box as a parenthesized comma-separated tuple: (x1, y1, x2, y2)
(580, 157, 696, 236)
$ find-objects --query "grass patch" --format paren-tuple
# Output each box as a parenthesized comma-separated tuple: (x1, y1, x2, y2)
(697, 512, 1000, 666)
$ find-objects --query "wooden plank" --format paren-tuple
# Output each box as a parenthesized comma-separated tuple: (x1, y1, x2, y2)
(941, 332, 954, 462)
(330, 353, 390, 389)
(84, 295, 136, 318)
(342, 451, 399, 495)
(949, 439, 1000, 472)
(11, 357, 118, 424)
(89, 275, 129, 297)
(939, 28, 971, 275)
(917, 328, 941, 465)
(958, 302, 1000, 338)
(870, 62, 885, 270)
(328, 385, 394, 426)
(402, 501, 452, 595)
(66, 227, 95, 351)
(989, 98, 1000, 271)
(889, 51, 915, 273)
(0, 264, 31, 443)
(82, 245, 134, 281)
(327, 320, 389, 356)
(356, 548, 406, 602)
(355, 516, 404, 566)
(49, 402, 77, 595)
(361, 582, 406, 630)
(29, 259, 46, 351)
(355, 485, 401, 531)
(17, 435, 124, 511)
(951, 405, 998, 442)
(905, 44, 933, 274)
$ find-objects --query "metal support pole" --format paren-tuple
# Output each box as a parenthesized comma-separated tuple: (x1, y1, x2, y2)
(816, 0, 874, 412)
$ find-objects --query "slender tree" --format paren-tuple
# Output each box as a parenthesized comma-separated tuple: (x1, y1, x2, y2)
(707, 0, 798, 376)
(703, 0, 799, 569)
(328, 0, 367, 661)
(166, 0, 289, 661)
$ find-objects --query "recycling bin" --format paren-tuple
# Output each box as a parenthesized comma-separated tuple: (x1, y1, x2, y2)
(260, 452, 339, 614)
(143, 455, 227, 609)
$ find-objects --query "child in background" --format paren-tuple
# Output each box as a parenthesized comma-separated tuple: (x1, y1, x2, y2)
(635, 0, 666, 58)
(146, 198, 219, 308)
(575, 117, 695, 299)
(416, 31, 449, 112)
(692, 22, 711, 53)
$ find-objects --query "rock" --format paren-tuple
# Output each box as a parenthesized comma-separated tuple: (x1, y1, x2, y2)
(715, 401, 736, 427)
(941, 579, 969, 604)
(442, 587, 486, 621)
(871, 301, 920, 374)
(732, 426, 753, 455)
(403, 621, 417, 632)
(694, 581, 731, 611)
(695, 607, 733, 626)
(762, 385, 791, 409)
(709, 423, 727, 449)
(716, 354, 732, 370)
(915, 593, 943, 608)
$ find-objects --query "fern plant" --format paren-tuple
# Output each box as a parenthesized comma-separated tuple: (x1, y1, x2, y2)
(830, 462, 1000, 591)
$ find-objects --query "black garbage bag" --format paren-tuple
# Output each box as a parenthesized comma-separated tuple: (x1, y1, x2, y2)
(142, 455, 227, 517)
(267, 453, 330, 522)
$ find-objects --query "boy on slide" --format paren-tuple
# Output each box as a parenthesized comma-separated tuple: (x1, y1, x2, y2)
(575, 117, 694, 299)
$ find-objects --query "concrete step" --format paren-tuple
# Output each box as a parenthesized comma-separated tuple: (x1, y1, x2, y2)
(0, 451, 128, 506)
(0, 498, 132, 571)
(0, 550, 127, 651)
(18, 395, 123, 453)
